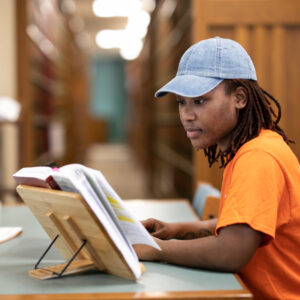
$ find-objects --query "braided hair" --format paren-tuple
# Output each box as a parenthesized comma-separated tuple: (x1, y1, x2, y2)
(204, 79, 293, 168)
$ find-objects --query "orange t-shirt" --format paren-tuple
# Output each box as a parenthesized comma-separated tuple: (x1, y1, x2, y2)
(216, 129, 300, 299)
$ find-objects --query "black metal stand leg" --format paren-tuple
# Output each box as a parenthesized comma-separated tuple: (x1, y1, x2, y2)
(53, 239, 87, 277)
(35, 234, 59, 269)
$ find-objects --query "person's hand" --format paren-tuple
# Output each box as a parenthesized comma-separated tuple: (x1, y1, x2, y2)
(134, 237, 164, 261)
(142, 218, 177, 239)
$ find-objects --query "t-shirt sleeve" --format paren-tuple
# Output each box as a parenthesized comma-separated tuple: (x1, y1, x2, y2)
(216, 149, 285, 246)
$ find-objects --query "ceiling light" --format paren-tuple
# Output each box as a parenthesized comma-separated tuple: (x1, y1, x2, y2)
(126, 10, 150, 38)
(95, 30, 124, 49)
(120, 39, 143, 60)
(95, 29, 143, 60)
(92, 0, 142, 17)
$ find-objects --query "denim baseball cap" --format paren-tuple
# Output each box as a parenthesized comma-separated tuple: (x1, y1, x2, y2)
(155, 37, 257, 98)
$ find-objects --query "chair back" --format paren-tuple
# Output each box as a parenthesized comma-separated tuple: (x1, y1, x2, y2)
(192, 182, 221, 219)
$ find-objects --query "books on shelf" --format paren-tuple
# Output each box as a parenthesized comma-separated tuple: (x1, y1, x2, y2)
(13, 164, 160, 280)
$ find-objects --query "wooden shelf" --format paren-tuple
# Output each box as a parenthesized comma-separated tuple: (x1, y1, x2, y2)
(126, 0, 194, 199)
(17, 0, 89, 167)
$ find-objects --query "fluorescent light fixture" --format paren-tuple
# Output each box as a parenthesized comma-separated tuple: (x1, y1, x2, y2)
(93, 0, 153, 59)
(120, 39, 143, 60)
(95, 11, 150, 47)
(95, 29, 143, 60)
(92, 0, 142, 17)
(126, 10, 150, 38)
(96, 30, 124, 49)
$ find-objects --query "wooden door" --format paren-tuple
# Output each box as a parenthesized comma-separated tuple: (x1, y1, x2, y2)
(192, 0, 300, 189)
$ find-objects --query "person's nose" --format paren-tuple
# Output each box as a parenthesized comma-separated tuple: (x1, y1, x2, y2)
(181, 104, 196, 121)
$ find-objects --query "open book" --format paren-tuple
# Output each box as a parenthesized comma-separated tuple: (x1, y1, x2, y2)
(13, 164, 160, 280)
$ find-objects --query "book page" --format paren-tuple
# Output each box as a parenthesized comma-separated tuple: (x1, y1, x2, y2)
(13, 166, 59, 189)
(52, 165, 142, 279)
(80, 165, 160, 250)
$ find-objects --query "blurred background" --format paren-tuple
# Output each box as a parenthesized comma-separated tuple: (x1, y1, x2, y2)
(0, 0, 300, 204)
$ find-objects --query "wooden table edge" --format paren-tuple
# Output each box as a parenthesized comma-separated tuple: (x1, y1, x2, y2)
(0, 288, 253, 300)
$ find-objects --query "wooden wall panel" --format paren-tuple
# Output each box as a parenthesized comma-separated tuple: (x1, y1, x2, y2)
(253, 26, 268, 88)
(271, 26, 287, 130)
(285, 27, 300, 152)
(235, 26, 250, 50)
(204, 0, 300, 25)
(192, 0, 300, 189)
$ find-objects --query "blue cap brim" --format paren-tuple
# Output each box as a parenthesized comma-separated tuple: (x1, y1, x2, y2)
(155, 75, 223, 98)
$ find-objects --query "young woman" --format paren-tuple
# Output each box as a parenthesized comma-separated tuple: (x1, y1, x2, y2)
(134, 37, 300, 300)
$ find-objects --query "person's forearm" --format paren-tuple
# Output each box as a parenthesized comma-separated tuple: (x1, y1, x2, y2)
(146, 224, 261, 272)
(173, 219, 217, 239)
(158, 235, 232, 271)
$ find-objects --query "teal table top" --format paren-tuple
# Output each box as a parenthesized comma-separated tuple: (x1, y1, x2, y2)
(0, 203, 249, 298)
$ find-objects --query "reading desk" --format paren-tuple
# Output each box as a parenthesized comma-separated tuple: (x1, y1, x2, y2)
(0, 200, 252, 299)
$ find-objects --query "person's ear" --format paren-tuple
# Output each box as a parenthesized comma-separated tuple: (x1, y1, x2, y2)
(234, 87, 247, 109)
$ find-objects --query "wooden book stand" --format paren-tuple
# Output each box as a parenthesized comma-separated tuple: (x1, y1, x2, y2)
(16, 185, 144, 281)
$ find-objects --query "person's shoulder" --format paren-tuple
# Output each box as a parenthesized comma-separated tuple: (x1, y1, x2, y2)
(235, 129, 298, 166)
(240, 129, 287, 153)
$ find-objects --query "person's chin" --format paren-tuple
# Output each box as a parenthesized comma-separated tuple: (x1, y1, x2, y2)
(190, 139, 205, 150)
(190, 137, 216, 150)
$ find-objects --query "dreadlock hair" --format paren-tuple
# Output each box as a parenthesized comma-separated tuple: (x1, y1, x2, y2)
(204, 79, 294, 168)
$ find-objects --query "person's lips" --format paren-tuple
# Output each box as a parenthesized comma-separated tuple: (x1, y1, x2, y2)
(186, 128, 202, 139)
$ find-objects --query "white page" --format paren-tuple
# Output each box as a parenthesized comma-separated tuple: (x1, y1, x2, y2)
(52, 165, 142, 279)
(13, 166, 52, 179)
(13, 166, 53, 188)
(83, 166, 160, 250)
(63, 165, 136, 257)
(80, 168, 131, 243)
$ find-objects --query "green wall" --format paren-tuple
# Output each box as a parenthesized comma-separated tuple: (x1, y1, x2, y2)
(90, 57, 128, 142)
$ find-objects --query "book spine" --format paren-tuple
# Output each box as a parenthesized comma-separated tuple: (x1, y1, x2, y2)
(46, 176, 61, 190)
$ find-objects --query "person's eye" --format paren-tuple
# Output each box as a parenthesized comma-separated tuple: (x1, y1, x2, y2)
(176, 99, 185, 106)
(194, 98, 205, 105)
